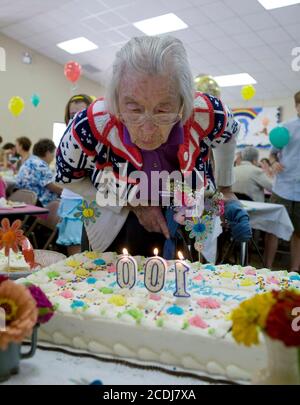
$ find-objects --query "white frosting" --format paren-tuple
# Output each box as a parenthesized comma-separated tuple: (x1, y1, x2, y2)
(17, 251, 300, 381)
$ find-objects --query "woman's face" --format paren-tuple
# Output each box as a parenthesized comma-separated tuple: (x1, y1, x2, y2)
(69, 101, 89, 120)
(118, 70, 181, 151)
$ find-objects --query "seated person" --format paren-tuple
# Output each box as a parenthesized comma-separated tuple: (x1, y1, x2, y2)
(260, 158, 274, 179)
(232, 147, 273, 202)
(1, 143, 19, 170)
(16, 139, 62, 206)
(15, 136, 32, 171)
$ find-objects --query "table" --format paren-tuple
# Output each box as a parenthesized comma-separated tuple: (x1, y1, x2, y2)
(202, 200, 294, 264)
(0, 205, 49, 217)
(2, 345, 237, 385)
(242, 200, 294, 241)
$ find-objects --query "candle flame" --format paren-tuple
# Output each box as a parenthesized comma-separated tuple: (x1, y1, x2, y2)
(123, 248, 128, 256)
(154, 248, 158, 256)
(178, 251, 184, 260)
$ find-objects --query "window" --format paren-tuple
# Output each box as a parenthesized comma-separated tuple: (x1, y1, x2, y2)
(53, 122, 67, 147)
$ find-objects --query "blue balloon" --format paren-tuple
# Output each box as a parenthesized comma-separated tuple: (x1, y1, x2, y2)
(31, 93, 40, 107)
(269, 126, 290, 149)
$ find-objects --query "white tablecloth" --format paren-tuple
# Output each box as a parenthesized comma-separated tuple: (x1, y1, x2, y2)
(202, 200, 294, 263)
(1, 345, 236, 385)
(242, 200, 294, 241)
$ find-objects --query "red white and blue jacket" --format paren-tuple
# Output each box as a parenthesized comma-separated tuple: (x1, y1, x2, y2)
(55, 92, 239, 251)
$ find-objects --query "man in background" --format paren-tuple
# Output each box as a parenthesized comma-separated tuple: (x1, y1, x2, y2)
(264, 91, 300, 271)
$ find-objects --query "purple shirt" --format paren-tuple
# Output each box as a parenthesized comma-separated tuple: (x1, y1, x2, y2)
(123, 123, 184, 203)
(123, 122, 183, 173)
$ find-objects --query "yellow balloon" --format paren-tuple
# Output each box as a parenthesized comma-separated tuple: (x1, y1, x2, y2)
(8, 96, 25, 117)
(241, 85, 256, 101)
(195, 75, 220, 98)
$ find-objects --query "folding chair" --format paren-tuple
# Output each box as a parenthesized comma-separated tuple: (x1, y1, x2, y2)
(27, 200, 60, 250)
(9, 189, 37, 205)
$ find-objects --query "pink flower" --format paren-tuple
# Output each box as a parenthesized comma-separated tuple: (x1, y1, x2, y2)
(189, 315, 208, 329)
(149, 293, 161, 301)
(197, 298, 220, 309)
(193, 274, 203, 281)
(55, 280, 67, 287)
(267, 276, 280, 285)
(60, 290, 74, 299)
(107, 265, 116, 273)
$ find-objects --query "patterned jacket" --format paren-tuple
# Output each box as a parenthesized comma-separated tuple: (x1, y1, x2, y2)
(55, 92, 239, 251)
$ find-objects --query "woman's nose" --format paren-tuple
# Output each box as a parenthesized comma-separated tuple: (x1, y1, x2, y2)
(142, 116, 157, 132)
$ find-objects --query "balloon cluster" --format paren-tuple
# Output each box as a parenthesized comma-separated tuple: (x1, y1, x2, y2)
(8, 93, 41, 117)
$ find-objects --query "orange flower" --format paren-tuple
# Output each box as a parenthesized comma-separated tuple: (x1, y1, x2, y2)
(0, 280, 38, 350)
(0, 218, 25, 256)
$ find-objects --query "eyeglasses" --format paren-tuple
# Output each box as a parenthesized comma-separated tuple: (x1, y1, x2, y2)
(119, 107, 183, 127)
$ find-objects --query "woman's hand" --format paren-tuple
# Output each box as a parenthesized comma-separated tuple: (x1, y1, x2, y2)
(131, 206, 170, 239)
(271, 161, 284, 174)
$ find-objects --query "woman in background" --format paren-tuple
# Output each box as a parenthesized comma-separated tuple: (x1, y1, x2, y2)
(15, 136, 32, 172)
(56, 94, 93, 256)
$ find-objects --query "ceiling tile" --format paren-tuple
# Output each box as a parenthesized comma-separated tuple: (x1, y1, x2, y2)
(218, 17, 252, 35)
(270, 4, 300, 25)
(172, 28, 201, 43)
(242, 11, 278, 31)
(193, 22, 225, 40)
(284, 23, 300, 41)
(176, 7, 213, 26)
(201, 1, 237, 22)
(115, 0, 169, 23)
(233, 32, 265, 48)
(223, 0, 264, 16)
(257, 27, 292, 45)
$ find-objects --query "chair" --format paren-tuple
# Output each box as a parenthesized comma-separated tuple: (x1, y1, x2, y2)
(9, 189, 38, 205)
(27, 200, 60, 250)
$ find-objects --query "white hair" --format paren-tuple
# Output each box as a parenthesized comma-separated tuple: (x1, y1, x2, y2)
(241, 146, 259, 163)
(106, 35, 195, 123)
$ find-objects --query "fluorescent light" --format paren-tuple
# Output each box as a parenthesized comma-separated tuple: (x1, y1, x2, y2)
(57, 37, 98, 54)
(214, 73, 257, 87)
(133, 13, 188, 36)
(257, 0, 300, 10)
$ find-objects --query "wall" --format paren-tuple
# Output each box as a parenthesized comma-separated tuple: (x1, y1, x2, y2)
(230, 96, 297, 122)
(0, 33, 105, 145)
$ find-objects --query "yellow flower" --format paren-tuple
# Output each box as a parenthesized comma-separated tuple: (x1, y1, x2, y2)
(85, 252, 100, 259)
(231, 292, 275, 346)
(108, 295, 127, 307)
(0, 298, 18, 321)
(74, 268, 90, 278)
(66, 260, 81, 268)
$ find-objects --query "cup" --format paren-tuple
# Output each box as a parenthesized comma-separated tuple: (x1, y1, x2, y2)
(0, 325, 38, 383)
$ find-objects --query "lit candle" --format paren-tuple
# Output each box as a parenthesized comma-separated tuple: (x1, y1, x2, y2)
(174, 251, 190, 299)
(144, 248, 168, 293)
(116, 248, 137, 289)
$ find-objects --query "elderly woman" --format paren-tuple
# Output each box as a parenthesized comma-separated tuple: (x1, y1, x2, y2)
(56, 35, 250, 257)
